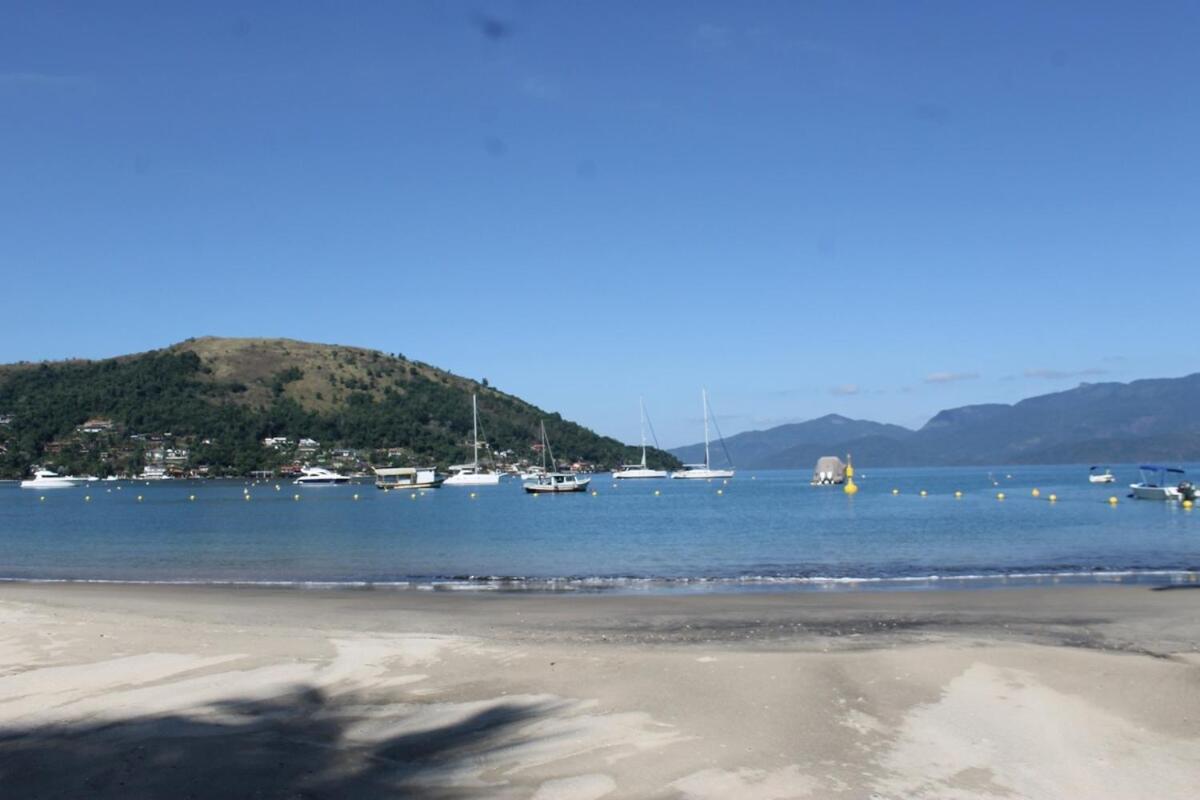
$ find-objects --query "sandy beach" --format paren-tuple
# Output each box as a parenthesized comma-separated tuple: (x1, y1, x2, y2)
(1, 583, 1198, 799)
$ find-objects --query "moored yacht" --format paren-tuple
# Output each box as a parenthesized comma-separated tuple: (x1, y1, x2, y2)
(443, 394, 502, 486)
(671, 389, 735, 480)
(1088, 465, 1116, 484)
(19, 469, 85, 489)
(293, 466, 351, 485)
(613, 397, 668, 480)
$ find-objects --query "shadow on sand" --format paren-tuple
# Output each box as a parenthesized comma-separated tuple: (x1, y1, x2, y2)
(0, 687, 547, 799)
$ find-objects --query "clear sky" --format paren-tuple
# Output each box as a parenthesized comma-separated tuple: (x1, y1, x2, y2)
(3, 1, 1198, 447)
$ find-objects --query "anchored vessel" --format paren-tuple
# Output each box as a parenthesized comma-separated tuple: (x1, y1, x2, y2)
(19, 469, 89, 489)
(613, 397, 667, 479)
(1088, 465, 1116, 484)
(444, 394, 502, 486)
(671, 389, 735, 480)
(293, 466, 351, 485)
(523, 421, 591, 493)
(1130, 465, 1195, 501)
(373, 467, 444, 490)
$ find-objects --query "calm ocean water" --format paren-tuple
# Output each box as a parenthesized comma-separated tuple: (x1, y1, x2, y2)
(1, 465, 1197, 592)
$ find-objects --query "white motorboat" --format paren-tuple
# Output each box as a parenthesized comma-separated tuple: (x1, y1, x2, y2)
(524, 421, 591, 493)
(374, 467, 444, 490)
(1129, 465, 1192, 501)
(140, 465, 172, 481)
(443, 394, 502, 486)
(293, 466, 351, 485)
(671, 389, 735, 480)
(613, 397, 668, 480)
(19, 469, 85, 489)
(1088, 466, 1116, 484)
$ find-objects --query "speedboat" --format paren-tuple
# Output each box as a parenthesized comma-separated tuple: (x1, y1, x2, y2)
(1088, 466, 1116, 484)
(373, 467, 444, 490)
(19, 469, 85, 489)
(1130, 465, 1192, 501)
(293, 466, 351, 485)
(523, 421, 591, 493)
(670, 389, 735, 480)
(443, 393, 502, 486)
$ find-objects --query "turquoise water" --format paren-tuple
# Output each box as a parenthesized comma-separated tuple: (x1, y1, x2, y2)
(0, 465, 1197, 591)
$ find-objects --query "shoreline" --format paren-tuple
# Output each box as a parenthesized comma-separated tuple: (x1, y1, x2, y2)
(1, 566, 1198, 595)
(3, 582, 1199, 797)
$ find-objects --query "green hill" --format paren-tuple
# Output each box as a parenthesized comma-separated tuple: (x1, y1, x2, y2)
(0, 337, 679, 478)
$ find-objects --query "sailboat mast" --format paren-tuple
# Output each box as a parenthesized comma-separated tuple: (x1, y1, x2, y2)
(639, 396, 648, 468)
(702, 388, 711, 469)
(472, 394, 479, 468)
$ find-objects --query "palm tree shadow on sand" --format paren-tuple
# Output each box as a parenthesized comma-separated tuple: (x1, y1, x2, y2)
(0, 687, 549, 799)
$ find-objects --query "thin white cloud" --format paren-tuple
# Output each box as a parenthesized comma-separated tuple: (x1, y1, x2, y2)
(830, 383, 860, 396)
(924, 371, 980, 384)
(1024, 367, 1108, 380)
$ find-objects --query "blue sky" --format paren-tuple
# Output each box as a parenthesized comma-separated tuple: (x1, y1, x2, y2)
(3, 1, 1198, 447)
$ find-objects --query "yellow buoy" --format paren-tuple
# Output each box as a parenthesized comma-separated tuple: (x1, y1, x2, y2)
(189, 495, 196, 502)
(411, 493, 417, 499)
(591, 490, 598, 496)
(469, 492, 477, 499)
(919, 489, 927, 497)
(244, 494, 251, 501)
(843, 454, 858, 495)
(353, 494, 359, 501)
(654, 489, 661, 496)
(954, 490, 963, 498)
(293, 493, 300, 501)
(275, 484, 281, 491)
(716, 488, 723, 495)
(137, 495, 144, 502)
(39, 496, 46, 502)
(1048, 494, 1058, 503)
(84, 495, 91, 502)
(997, 492, 1006, 501)
(1108, 496, 1118, 505)
(1184, 499, 1194, 510)
(1031, 488, 1040, 498)
(892, 488, 899, 495)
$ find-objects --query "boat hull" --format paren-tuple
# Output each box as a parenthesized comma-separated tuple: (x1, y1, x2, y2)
(1130, 484, 1180, 501)
(19, 479, 80, 489)
(443, 472, 502, 486)
(612, 469, 668, 479)
(1089, 475, 1115, 484)
(670, 469, 735, 480)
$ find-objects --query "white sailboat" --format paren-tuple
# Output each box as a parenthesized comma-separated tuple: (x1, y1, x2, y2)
(671, 389, 735, 480)
(443, 393, 502, 486)
(613, 397, 667, 479)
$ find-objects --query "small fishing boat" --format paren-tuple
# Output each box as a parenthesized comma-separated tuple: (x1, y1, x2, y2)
(671, 389, 735, 480)
(373, 467, 444, 490)
(524, 422, 591, 493)
(293, 466, 351, 485)
(443, 394, 502, 486)
(1129, 465, 1194, 501)
(1088, 466, 1115, 484)
(613, 398, 667, 479)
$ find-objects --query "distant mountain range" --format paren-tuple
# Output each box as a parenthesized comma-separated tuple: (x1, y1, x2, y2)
(671, 374, 1200, 468)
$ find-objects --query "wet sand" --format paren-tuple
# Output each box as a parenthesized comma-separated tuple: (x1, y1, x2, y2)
(1, 583, 1198, 798)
